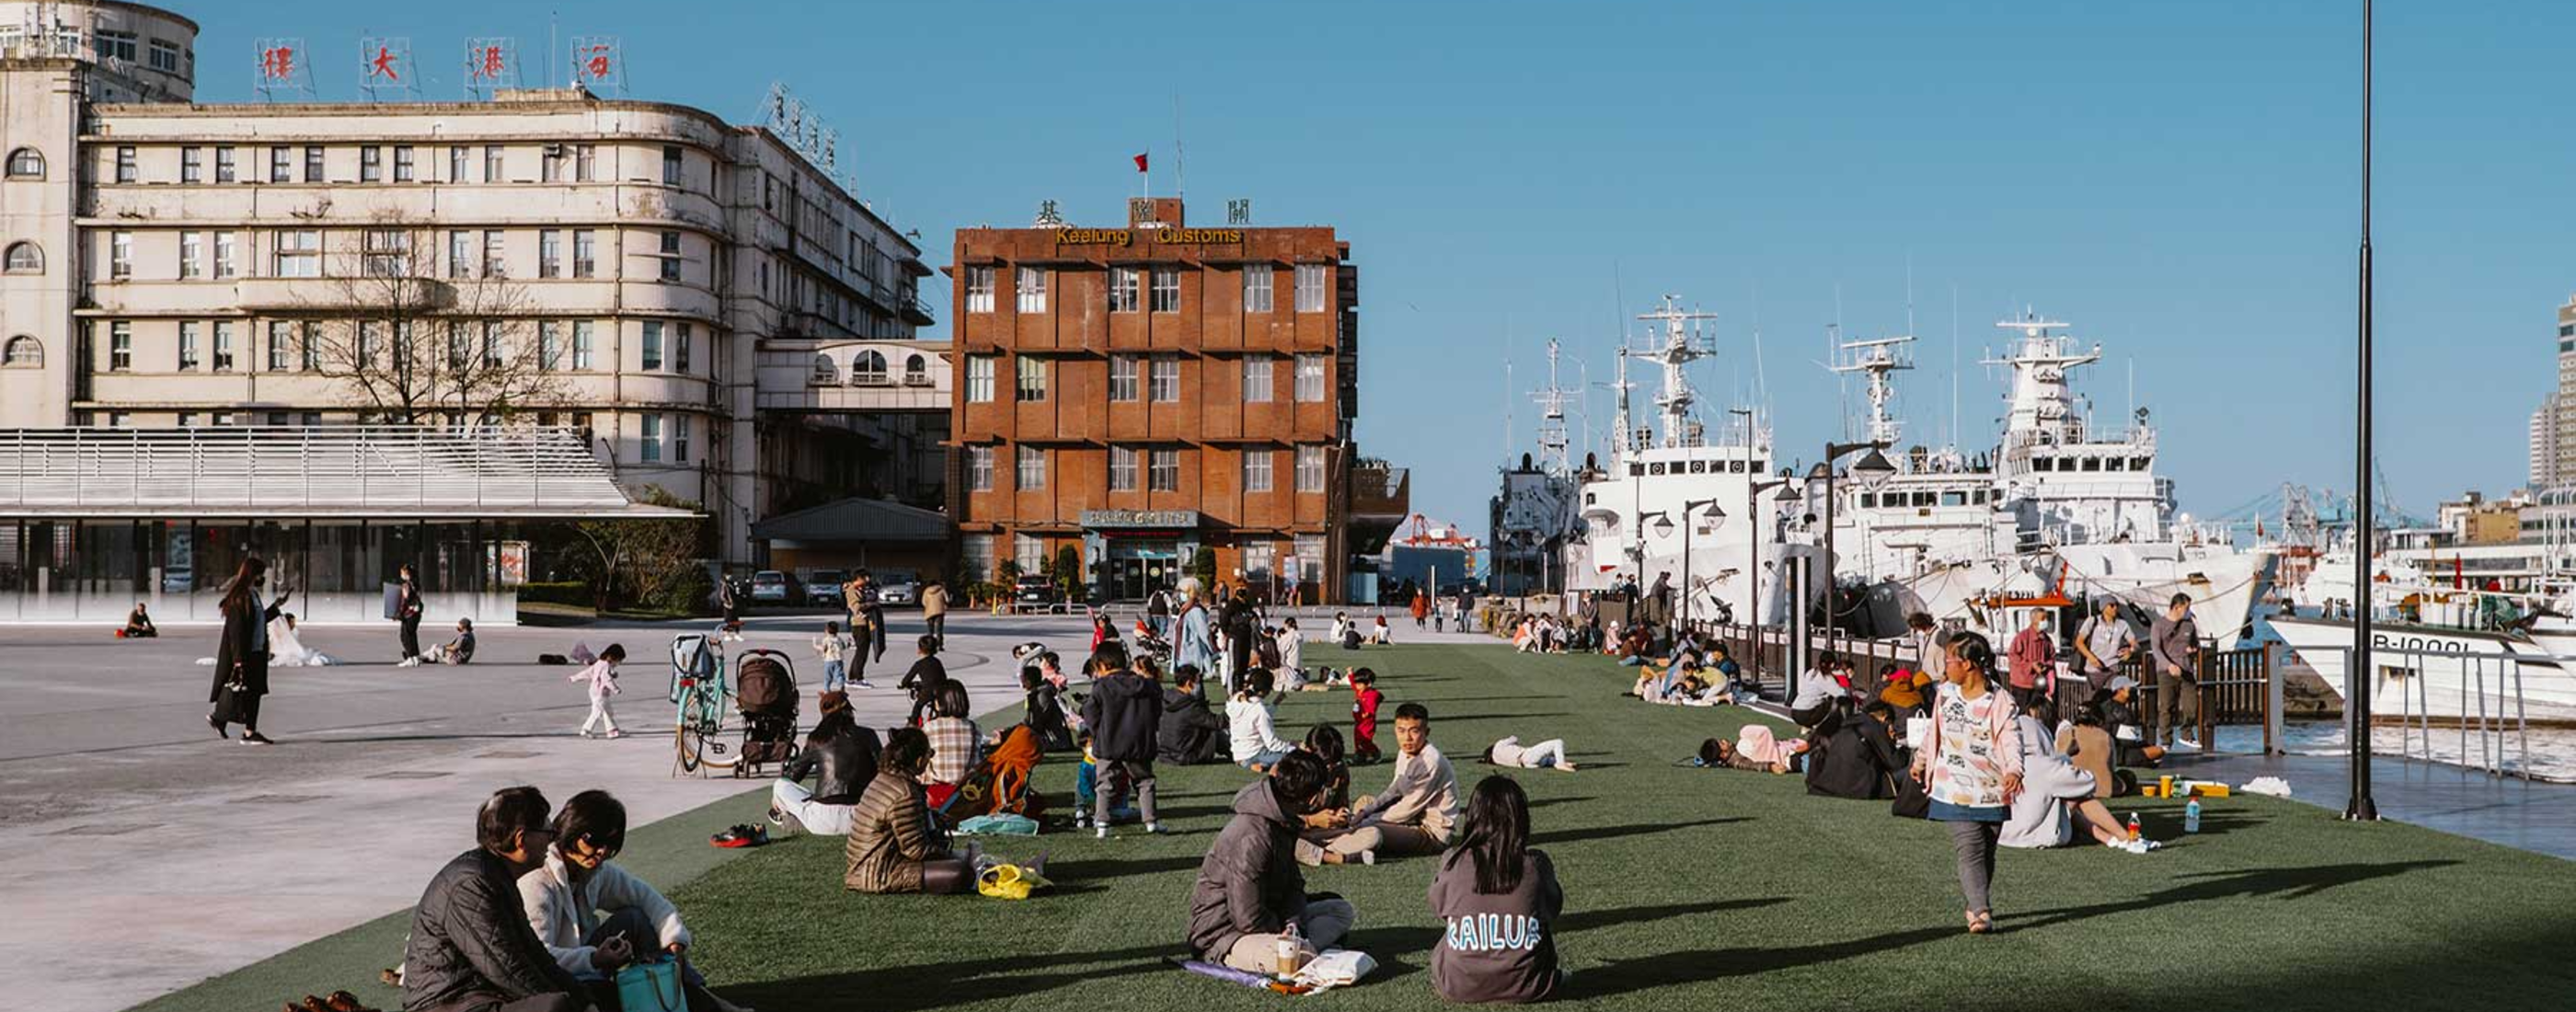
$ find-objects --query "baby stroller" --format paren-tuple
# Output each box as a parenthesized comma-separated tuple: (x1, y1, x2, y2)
(730, 648, 800, 778)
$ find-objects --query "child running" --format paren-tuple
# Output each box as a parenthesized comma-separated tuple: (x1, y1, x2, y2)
(572, 643, 627, 739)
(1481, 735, 1579, 771)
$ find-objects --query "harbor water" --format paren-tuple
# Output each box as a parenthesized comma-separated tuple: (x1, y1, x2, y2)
(2209, 721, 2576, 783)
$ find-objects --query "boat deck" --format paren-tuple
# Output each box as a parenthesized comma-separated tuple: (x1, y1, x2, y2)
(2160, 750, 2576, 861)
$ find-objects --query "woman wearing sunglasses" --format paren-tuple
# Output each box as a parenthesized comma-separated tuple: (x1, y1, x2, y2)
(516, 790, 753, 1012)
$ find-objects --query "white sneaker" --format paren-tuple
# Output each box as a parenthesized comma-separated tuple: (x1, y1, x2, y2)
(1144, 822, 1166, 834)
(578, 730, 594, 739)
(1096, 825, 1111, 840)
(2175, 732, 2202, 750)
(1359, 850, 1377, 866)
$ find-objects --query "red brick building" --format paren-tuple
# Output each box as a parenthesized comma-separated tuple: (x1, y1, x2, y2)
(947, 198, 1405, 603)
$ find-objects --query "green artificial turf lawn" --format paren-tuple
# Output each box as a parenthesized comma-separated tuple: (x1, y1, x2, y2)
(137, 641, 2576, 1012)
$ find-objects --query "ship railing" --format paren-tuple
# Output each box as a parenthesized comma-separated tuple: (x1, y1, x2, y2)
(2336, 642, 2534, 779)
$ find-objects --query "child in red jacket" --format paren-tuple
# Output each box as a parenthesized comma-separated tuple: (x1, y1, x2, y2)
(1350, 667, 1385, 765)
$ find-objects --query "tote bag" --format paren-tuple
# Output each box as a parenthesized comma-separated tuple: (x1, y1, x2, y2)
(615, 958, 684, 1012)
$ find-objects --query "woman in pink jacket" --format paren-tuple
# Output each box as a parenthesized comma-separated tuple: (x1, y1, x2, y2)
(1912, 630, 2024, 934)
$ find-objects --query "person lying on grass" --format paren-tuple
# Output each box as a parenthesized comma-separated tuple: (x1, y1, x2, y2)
(1480, 735, 1580, 771)
(1430, 776, 1565, 1005)
(518, 790, 755, 1012)
(1187, 750, 1359, 972)
(1301, 703, 1458, 865)
(1698, 725, 1808, 774)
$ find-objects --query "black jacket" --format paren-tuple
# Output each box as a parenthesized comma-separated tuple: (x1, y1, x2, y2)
(1081, 671, 1162, 763)
(401, 848, 581, 1012)
(1025, 684, 1075, 752)
(787, 713, 882, 805)
(1156, 685, 1227, 765)
(207, 593, 283, 702)
(900, 656, 949, 697)
(1187, 780, 1307, 960)
(1805, 712, 1904, 800)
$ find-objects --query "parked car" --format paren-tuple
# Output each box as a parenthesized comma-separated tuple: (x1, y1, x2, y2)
(803, 569, 846, 607)
(1014, 575, 1056, 605)
(876, 569, 919, 606)
(750, 569, 791, 604)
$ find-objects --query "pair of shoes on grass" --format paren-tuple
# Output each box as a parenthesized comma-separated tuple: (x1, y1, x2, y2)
(712, 823, 769, 848)
(283, 990, 375, 1012)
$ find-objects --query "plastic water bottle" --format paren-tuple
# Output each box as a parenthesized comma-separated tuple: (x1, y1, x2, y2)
(2185, 796, 2202, 834)
(2125, 811, 2142, 841)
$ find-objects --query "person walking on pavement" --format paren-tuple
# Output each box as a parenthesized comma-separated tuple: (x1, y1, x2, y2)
(395, 563, 426, 667)
(208, 556, 292, 745)
(1411, 588, 1430, 629)
(920, 576, 949, 650)
(2149, 592, 2203, 749)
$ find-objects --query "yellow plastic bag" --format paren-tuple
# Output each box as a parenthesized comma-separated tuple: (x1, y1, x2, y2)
(976, 862, 1052, 901)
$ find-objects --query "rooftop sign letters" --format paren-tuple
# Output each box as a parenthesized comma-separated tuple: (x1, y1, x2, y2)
(1081, 510, 1203, 529)
(1054, 228, 1247, 247)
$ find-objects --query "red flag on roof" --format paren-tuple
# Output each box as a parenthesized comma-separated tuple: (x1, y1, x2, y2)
(1133, 153, 1148, 173)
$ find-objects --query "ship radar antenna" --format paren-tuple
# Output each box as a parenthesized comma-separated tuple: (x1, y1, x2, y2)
(1829, 329, 1917, 446)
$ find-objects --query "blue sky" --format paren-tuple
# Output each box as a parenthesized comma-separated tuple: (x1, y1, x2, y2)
(199, 1, 2572, 535)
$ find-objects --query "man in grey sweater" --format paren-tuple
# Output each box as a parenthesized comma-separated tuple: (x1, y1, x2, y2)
(2148, 592, 2202, 749)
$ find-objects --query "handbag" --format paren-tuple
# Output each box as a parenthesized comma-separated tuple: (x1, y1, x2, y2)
(224, 662, 250, 695)
(614, 958, 685, 1012)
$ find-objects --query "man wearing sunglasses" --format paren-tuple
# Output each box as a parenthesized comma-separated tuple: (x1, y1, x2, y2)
(403, 787, 587, 1012)
(517, 790, 751, 1012)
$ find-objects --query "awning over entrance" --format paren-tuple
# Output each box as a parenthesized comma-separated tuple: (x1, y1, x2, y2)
(753, 496, 952, 543)
(0, 427, 684, 520)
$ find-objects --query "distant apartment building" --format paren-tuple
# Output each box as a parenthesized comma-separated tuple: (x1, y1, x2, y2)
(2551, 294, 2576, 489)
(2534, 392, 2559, 489)
(0, 1, 946, 585)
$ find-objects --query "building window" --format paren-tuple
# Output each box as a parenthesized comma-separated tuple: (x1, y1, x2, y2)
(1110, 446, 1139, 491)
(95, 29, 136, 61)
(273, 230, 320, 278)
(114, 145, 135, 183)
(539, 321, 562, 371)
(178, 321, 200, 371)
(304, 145, 323, 183)
(1243, 355, 1273, 402)
(962, 533, 996, 580)
(212, 321, 235, 372)
(642, 321, 664, 371)
(1016, 267, 1046, 313)
(1110, 267, 1141, 313)
(360, 146, 382, 182)
(449, 145, 468, 183)
(109, 322, 132, 371)
(1149, 449, 1180, 492)
(481, 321, 504, 368)
(1016, 356, 1046, 401)
(214, 147, 235, 183)
(180, 147, 201, 183)
(362, 229, 409, 277)
(572, 230, 595, 278)
(483, 230, 506, 277)
(1150, 356, 1179, 402)
(1297, 445, 1327, 491)
(1295, 264, 1328, 312)
(1110, 355, 1140, 402)
(1295, 353, 1327, 402)
(641, 414, 662, 462)
(676, 323, 692, 373)
(662, 145, 683, 185)
(6, 148, 42, 178)
(359, 321, 383, 364)
(574, 144, 596, 181)
(540, 145, 564, 183)
(109, 231, 132, 278)
(1245, 450, 1274, 492)
(2, 336, 40, 367)
(148, 38, 181, 72)
(393, 146, 415, 182)
(213, 232, 236, 279)
(179, 232, 201, 278)
(904, 353, 928, 384)
(572, 320, 595, 369)
(3, 242, 41, 273)
(659, 231, 682, 282)
(447, 230, 472, 278)
(966, 355, 995, 402)
(852, 350, 889, 385)
(1150, 267, 1180, 313)
(484, 145, 504, 182)
(300, 322, 319, 371)
(1244, 266, 1274, 313)
(673, 415, 691, 463)
(538, 230, 561, 278)
(1015, 534, 1047, 573)
(1017, 445, 1045, 489)
(1294, 535, 1326, 582)
(268, 321, 291, 371)
(965, 266, 994, 313)
(446, 322, 471, 369)
(968, 445, 995, 491)
(269, 146, 291, 183)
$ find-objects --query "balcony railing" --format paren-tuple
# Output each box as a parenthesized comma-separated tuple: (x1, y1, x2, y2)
(1350, 466, 1410, 519)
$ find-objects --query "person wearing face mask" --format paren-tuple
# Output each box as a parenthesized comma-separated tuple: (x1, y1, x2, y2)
(207, 556, 293, 745)
(517, 790, 752, 1012)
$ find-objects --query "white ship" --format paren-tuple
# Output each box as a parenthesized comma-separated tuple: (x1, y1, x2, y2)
(2267, 542, 2576, 723)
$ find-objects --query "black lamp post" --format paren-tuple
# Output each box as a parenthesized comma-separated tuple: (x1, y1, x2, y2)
(2349, 0, 2379, 822)
(1678, 497, 1725, 632)
(1817, 440, 1897, 641)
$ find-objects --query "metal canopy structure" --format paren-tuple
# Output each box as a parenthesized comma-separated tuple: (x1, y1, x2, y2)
(0, 427, 685, 520)
(752, 496, 951, 544)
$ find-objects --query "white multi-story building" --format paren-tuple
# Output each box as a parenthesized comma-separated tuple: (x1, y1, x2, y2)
(0, 1, 946, 588)
(2534, 392, 2559, 489)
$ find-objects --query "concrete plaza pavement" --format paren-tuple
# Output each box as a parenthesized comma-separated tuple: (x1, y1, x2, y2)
(1, 609, 1094, 1012)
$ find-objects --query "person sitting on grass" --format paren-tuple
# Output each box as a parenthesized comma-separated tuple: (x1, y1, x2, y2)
(846, 728, 992, 895)
(1303, 703, 1458, 865)
(1186, 750, 1358, 972)
(1430, 776, 1565, 1005)
(1022, 666, 1075, 753)
(2003, 696, 2158, 854)
(2096, 674, 2168, 768)
(1699, 725, 1809, 774)
(403, 787, 586, 1012)
(2055, 699, 2128, 799)
(121, 602, 157, 638)
(770, 690, 880, 836)
(1482, 734, 1579, 771)
(920, 681, 982, 808)
(1804, 701, 1907, 799)
(518, 790, 754, 1012)
(1878, 662, 1935, 717)
(1289, 725, 1356, 868)
(1226, 668, 1294, 772)
(1157, 665, 1229, 765)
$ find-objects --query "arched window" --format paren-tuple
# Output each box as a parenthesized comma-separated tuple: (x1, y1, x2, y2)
(2, 336, 39, 367)
(809, 352, 836, 385)
(850, 350, 888, 385)
(903, 353, 928, 385)
(4, 242, 41, 273)
(5, 148, 42, 178)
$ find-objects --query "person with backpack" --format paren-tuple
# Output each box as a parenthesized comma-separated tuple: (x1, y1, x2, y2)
(1430, 776, 1565, 1004)
(1156, 665, 1228, 765)
(1186, 750, 1356, 972)
(1080, 640, 1165, 839)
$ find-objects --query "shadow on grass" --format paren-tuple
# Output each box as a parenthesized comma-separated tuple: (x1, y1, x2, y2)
(1530, 816, 1746, 846)
(726, 941, 1174, 1012)
(2007, 859, 2462, 929)
(1048, 852, 1208, 883)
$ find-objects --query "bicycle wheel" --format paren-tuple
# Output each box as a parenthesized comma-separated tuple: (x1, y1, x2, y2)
(673, 691, 707, 774)
(692, 694, 741, 770)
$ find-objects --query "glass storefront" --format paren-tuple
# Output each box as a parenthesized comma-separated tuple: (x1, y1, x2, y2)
(0, 518, 522, 623)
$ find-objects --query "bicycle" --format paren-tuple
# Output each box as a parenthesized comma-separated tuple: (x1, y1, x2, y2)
(669, 630, 742, 776)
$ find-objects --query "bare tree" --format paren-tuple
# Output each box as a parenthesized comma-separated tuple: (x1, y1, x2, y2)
(300, 211, 570, 425)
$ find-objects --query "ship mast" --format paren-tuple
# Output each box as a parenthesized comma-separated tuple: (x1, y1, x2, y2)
(1635, 294, 1719, 449)
(1984, 311, 2101, 444)
(1530, 339, 1576, 477)
(1829, 332, 1916, 447)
